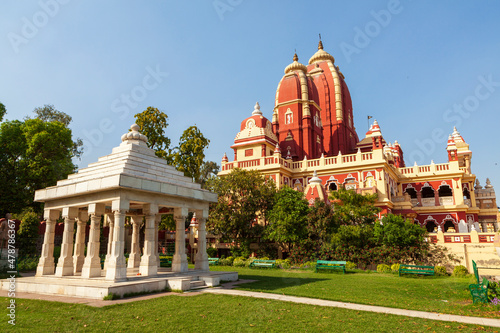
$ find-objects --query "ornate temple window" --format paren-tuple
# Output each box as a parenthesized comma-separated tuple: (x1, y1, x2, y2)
(285, 108, 293, 124)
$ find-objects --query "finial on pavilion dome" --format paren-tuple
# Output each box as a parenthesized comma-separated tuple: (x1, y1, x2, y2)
(485, 178, 493, 188)
(121, 123, 148, 145)
(252, 102, 263, 116)
(222, 152, 228, 162)
(293, 52, 298, 62)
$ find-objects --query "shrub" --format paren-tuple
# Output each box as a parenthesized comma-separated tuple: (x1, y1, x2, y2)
(233, 257, 247, 267)
(219, 256, 234, 266)
(452, 265, 469, 277)
(17, 208, 41, 256)
(434, 265, 447, 276)
(488, 281, 500, 302)
(391, 263, 400, 273)
(299, 261, 316, 270)
(377, 264, 391, 273)
(103, 293, 120, 300)
(17, 256, 39, 272)
(346, 261, 357, 270)
(206, 247, 218, 258)
(276, 259, 291, 269)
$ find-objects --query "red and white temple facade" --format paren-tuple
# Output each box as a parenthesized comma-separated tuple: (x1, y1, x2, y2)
(219, 41, 498, 233)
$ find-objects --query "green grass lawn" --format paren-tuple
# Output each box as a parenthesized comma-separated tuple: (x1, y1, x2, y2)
(211, 266, 500, 319)
(1, 293, 496, 332)
(1, 267, 499, 332)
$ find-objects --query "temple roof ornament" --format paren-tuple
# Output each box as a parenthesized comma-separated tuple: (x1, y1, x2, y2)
(308, 40, 335, 65)
(273, 143, 281, 154)
(309, 170, 322, 184)
(475, 179, 483, 190)
(121, 123, 148, 145)
(252, 102, 263, 116)
(284, 53, 307, 74)
(485, 178, 493, 188)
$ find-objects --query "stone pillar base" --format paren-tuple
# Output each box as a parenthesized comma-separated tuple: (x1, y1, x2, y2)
(55, 260, 74, 277)
(139, 262, 158, 276)
(81, 259, 102, 278)
(195, 258, 209, 271)
(36, 263, 54, 276)
(127, 253, 141, 268)
(105, 262, 127, 281)
(172, 254, 188, 272)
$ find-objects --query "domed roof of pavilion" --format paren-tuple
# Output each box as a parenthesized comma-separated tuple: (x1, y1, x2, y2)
(34, 124, 217, 205)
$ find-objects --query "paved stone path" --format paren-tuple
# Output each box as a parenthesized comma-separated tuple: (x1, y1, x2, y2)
(3, 279, 500, 328)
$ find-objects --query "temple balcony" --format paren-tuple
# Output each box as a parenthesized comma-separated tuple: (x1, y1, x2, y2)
(220, 149, 383, 173)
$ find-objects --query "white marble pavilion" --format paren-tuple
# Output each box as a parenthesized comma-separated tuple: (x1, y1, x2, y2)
(34, 124, 217, 282)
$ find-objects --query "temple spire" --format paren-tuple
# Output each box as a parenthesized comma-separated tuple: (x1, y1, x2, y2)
(318, 33, 323, 50)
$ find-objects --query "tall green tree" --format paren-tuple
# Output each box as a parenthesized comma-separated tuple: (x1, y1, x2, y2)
(199, 161, 220, 189)
(134, 107, 216, 184)
(0, 117, 76, 215)
(31, 104, 72, 126)
(28, 104, 83, 159)
(330, 188, 380, 225)
(0, 102, 6, 122)
(373, 214, 427, 249)
(173, 126, 210, 182)
(134, 107, 171, 161)
(206, 168, 276, 249)
(306, 199, 339, 243)
(265, 186, 309, 252)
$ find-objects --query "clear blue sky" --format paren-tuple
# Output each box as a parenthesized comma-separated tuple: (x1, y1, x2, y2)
(1, 1, 499, 190)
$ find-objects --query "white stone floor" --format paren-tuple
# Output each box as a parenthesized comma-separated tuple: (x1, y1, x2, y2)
(2, 278, 499, 328)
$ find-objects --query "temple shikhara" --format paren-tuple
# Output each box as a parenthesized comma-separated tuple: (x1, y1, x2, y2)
(219, 40, 498, 234)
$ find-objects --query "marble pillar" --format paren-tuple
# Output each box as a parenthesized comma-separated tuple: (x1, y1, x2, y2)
(36, 209, 60, 276)
(194, 216, 209, 271)
(81, 203, 105, 278)
(73, 212, 87, 274)
(55, 207, 78, 276)
(128, 216, 142, 268)
(172, 208, 188, 273)
(103, 213, 114, 271)
(155, 214, 161, 268)
(105, 209, 128, 281)
(139, 213, 158, 276)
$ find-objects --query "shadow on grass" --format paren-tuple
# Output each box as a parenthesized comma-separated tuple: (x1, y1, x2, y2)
(235, 274, 328, 291)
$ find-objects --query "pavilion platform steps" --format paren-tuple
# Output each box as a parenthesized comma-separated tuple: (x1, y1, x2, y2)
(1, 268, 237, 300)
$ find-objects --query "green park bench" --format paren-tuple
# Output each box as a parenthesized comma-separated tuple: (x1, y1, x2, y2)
(398, 264, 434, 276)
(208, 258, 220, 265)
(159, 256, 172, 267)
(249, 259, 276, 268)
(315, 260, 346, 274)
(469, 260, 489, 304)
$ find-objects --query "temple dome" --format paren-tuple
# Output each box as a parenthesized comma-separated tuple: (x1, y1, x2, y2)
(308, 40, 335, 64)
(284, 53, 307, 74)
(234, 102, 278, 144)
